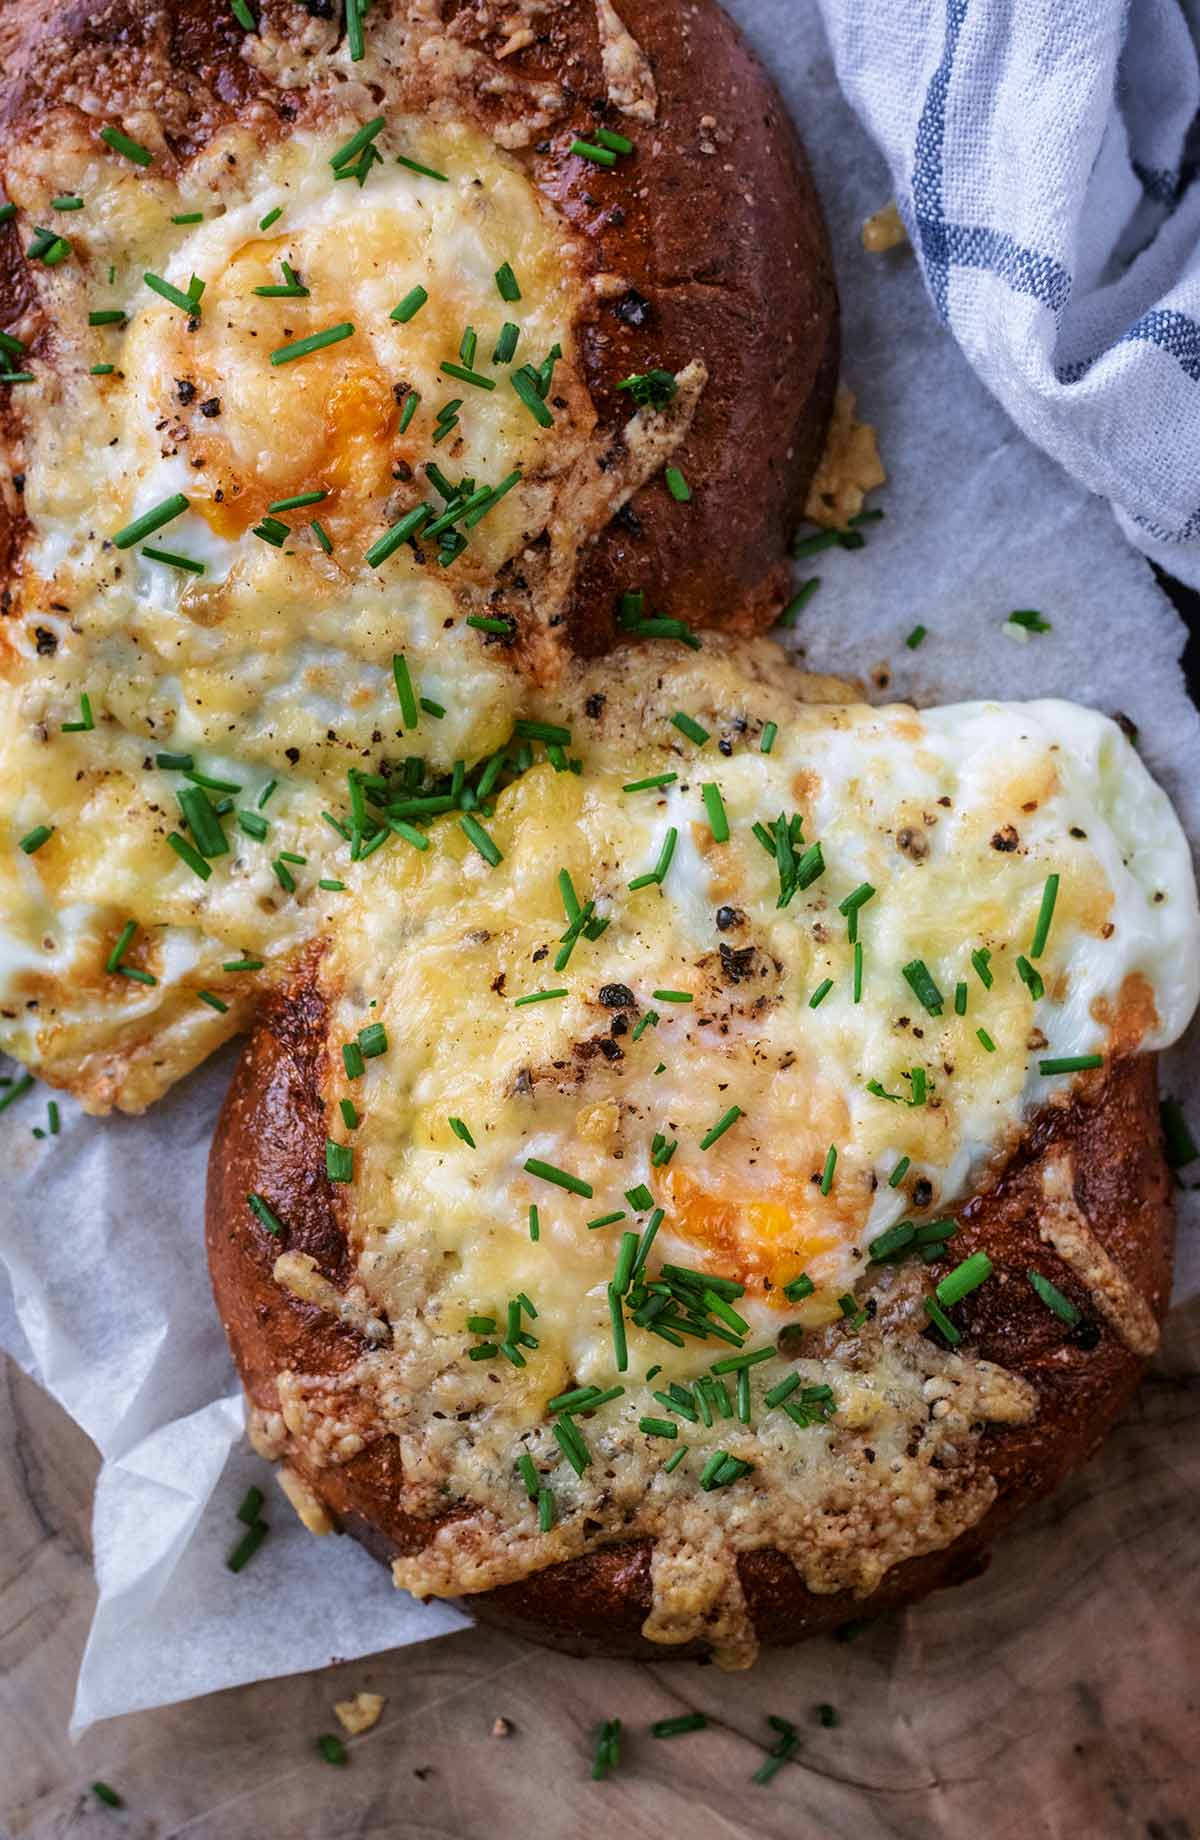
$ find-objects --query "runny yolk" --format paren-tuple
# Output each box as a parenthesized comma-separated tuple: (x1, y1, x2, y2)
(191, 366, 399, 540)
(667, 1168, 851, 1308)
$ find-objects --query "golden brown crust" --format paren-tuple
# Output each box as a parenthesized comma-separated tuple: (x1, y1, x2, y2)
(0, 0, 838, 649)
(206, 963, 1173, 1659)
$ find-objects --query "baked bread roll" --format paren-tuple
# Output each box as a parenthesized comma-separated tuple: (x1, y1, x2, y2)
(206, 637, 1200, 1663)
(0, 0, 837, 1109)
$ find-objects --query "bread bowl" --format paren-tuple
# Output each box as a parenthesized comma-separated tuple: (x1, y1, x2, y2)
(0, 0, 838, 1111)
(206, 636, 1200, 1663)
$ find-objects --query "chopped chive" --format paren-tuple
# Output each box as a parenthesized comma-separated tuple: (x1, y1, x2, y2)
(608, 1284, 629, 1370)
(853, 941, 864, 1003)
(247, 1192, 283, 1236)
(232, 0, 256, 29)
(391, 653, 419, 729)
(26, 226, 71, 265)
(345, 0, 364, 58)
(902, 957, 944, 1015)
(976, 1027, 996, 1053)
(711, 1345, 775, 1376)
(954, 981, 968, 1016)
(624, 1184, 655, 1212)
(809, 978, 834, 1009)
(0, 1074, 34, 1114)
(820, 1144, 837, 1195)
(783, 1272, 814, 1302)
(142, 543, 204, 575)
(269, 322, 354, 366)
(448, 1116, 476, 1148)
(397, 392, 420, 435)
(105, 919, 138, 974)
(439, 358, 496, 392)
(765, 1372, 802, 1409)
(701, 782, 729, 843)
(671, 711, 709, 747)
(971, 947, 993, 989)
(100, 124, 154, 166)
(226, 1520, 269, 1572)
(595, 126, 635, 154)
(868, 1220, 915, 1261)
(571, 138, 618, 167)
(936, 1251, 992, 1307)
(0, 204, 13, 225)
(316, 1734, 347, 1767)
(537, 1487, 555, 1530)
(888, 1155, 911, 1188)
(663, 1445, 689, 1474)
(776, 578, 822, 626)
(259, 206, 282, 230)
(143, 271, 201, 313)
(51, 195, 84, 211)
(510, 367, 554, 426)
(1039, 1053, 1103, 1075)
(466, 614, 512, 635)
(699, 1105, 742, 1151)
(623, 772, 677, 794)
(91, 1783, 123, 1809)
(198, 990, 229, 1012)
(652, 989, 692, 1004)
(390, 285, 428, 323)
(493, 322, 521, 366)
(88, 364, 114, 376)
(358, 1022, 387, 1058)
(652, 1713, 707, 1738)
(365, 504, 430, 568)
(325, 1140, 353, 1183)
(113, 492, 189, 550)
(664, 466, 692, 503)
(221, 957, 264, 972)
(639, 1417, 678, 1439)
(1016, 955, 1045, 1000)
(924, 1294, 962, 1343)
(167, 832, 211, 879)
(524, 1157, 592, 1198)
(905, 623, 927, 649)
(760, 721, 778, 754)
(395, 152, 449, 182)
(459, 814, 502, 866)
(330, 116, 385, 170)
(1030, 873, 1060, 959)
(1027, 1269, 1081, 1326)
(18, 824, 52, 854)
(1007, 609, 1052, 633)
(268, 490, 327, 514)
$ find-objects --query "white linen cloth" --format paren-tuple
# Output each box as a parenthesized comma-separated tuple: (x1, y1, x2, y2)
(816, 0, 1200, 586)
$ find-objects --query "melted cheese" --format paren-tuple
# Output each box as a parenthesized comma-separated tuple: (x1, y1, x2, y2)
(244, 637, 1199, 1657)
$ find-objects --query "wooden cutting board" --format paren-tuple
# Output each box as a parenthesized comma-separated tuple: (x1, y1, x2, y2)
(3, 1305, 1199, 1840)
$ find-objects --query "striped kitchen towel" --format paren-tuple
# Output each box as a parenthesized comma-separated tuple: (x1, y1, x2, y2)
(816, 0, 1200, 586)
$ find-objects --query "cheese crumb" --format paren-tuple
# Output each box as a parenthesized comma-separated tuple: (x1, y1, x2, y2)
(334, 1692, 386, 1736)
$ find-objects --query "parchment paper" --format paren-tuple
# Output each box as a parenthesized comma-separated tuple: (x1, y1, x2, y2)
(1, 0, 1198, 1735)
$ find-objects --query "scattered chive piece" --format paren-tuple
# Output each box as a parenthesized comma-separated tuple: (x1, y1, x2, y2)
(820, 1144, 837, 1195)
(538, 1487, 555, 1531)
(976, 1027, 997, 1053)
(226, 1519, 269, 1572)
(366, 504, 430, 568)
(325, 1140, 353, 1183)
(587, 1210, 626, 1231)
(954, 981, 968, 1016)
(524, 1157, 592, 1198)
(639, 1417, 678, 1439)
(258, 205, 282, 231)
(623, 771, 677, 793)
(270, 322, 354, 366)
(51, 195, 84, 212)
(91, 1783, 123, 1808)
(853, 941, 864, 1003)
(197, 990, 228, 1012)
(784, 1272, 814, 1302)
(902, 957, 944, 1015)
(495, 261, 521, 301)
(247, 1192, 283, 1236)
(905, 623, 927, 649)
(701, 782, 729, 843)
(528, 1203, 540, 1242)
(699, 1105, 742, 1151)
(663, 1445, 688, 1474)
(339, 1098, 359, 1130)
(760, 721, 778, 754)
(142, 543, 204, 575)
(1016, 955, 1045, 1000)
(652, 989, 692, 1004)
(670, 711, 709, 747)
(0, 204, 13, 225)
(1039, 1053, 1103, 1075)
(268, 489, 327, 514)
(392, 653, 419, 729)
(1007, 609, 1052, 633)
(1161, 1097, 1199, 1169)
(0, 1073, 34, 1114)
(664, 466, 692, 503)
(936, 1251, 993, 1307)
(358, 1022, 387, 1058)
(510, 366, 555, 427)
(318, 878, 345, 893)
(390, 285, 428, 323)
(888, 1155, 911, 1188)
(493, 321, 520, 364)
(395, 152, 449, 182)
(100, 124, 154, 166)
(923, 1294, 961, 1344)
(330, 116, 385, 171)
(316, 1734, 347, 1767)
(89, 363, 114, 376)
(624, 1184, 655, 1212)
(652, 1713, 707, 1738)
(343, 1042, 365, 1087)
(232, 0, 256, 28)
(222, 958, 263, 973)
(467, 614, 511, 635)
(459, 814, 502, 866)
(345, 0, 364, 59)
(167, 833, 211, 879)
(595, 126, 635, 154)
(143, 271, 201, 313)
(609, 1285, 628, 1371)
(19, 824, 52, 854)
(809, 978, 834, 1009)
(113, 491, 188, 550)
(971, 947, 994, 989)
(571, 138, 618, 168)
(1027, 1269, 1081, 1326)
(449, 1116, 476, 1148)
(776, 578, 822, 626)
(1030, 872, 1060, 959)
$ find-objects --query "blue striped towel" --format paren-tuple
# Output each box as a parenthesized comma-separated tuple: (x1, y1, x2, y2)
(816, 0, 1200, 585)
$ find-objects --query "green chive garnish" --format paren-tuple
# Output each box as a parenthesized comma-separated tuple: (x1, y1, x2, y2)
(699, 1105, 742, 1151)
(325, 1140, 353, 1183)
(976, 1027, 996, 1053)
(113, 492, 188, 550)
(652, 989, 692, 1003)
(1030, 872, 1060, 959)
(670, 711, 709, 747)
(391, 653, 419, 728)
(936, 1251, 992, 1307)
(167, 833, 211, 879)
(390, 285, 428, 323)
(510, 368, 554, 427)
(142, 544, 204, 575)
(459, 814, 502, 866)
(331, 117, 385, 171)
(270, 322, 354, 366)
(248, 1192, 283, 1236)
(623, 772, 677, 793)
(888, 1155, 911, 1188)
(571, 139, 618, 168)
(524, 1158, 593, 1198)
(664, 466, 692, 503)
(1027, 1269, 1081, 1325)
(701, 782, 729, 843)
(91, 1782, 124, 1808)
(760, 721, 778, 754)
(1039, 1053, 1103, 1075)
(448, 1116, 476, 1148)
(18, 824, 52, 854)
(809, 978, 833, 1009)
(905, 624, 927, 649)
(365, 504, 430, 568)
(395, 152, 449, 182)
(144, 271, 202, 313)
(902, 957, 944, 1015)
(514, 989, 568, 1007)
(100, 125, 154, 166)
(820, 1144, 837, 1194)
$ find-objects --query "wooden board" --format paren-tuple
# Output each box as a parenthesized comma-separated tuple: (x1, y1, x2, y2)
(3, 1307, 1200, 1840)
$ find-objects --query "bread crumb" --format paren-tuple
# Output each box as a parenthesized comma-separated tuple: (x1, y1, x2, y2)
(334, 1692, 386, 1735)
(492, 1716, 514, 1737)
(862, 202, 908, 253)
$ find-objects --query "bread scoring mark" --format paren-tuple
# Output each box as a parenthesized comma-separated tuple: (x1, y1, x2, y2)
(1038, 1153, 1160, 1358)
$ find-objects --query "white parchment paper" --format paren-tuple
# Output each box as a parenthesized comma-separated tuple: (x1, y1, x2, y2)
(1, 0, 1198, 1733)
